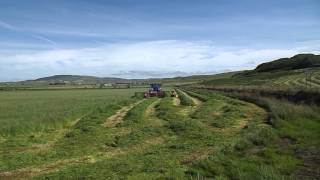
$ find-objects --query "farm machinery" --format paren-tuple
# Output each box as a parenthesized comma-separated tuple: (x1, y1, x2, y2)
(144, 83, 165, 98)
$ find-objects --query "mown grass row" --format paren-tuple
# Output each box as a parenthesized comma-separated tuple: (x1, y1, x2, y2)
(195, 85, 320, 106)
(172, 89, 288, 179)
(175, 88, 195, 106)
(33, 91, 265, 179)
(200, 67, 320, 90)
(155, 91, 291, 179)
(34, 97, 181, 179)
(190, 88, 320, 179)
(3, 87, 317, 179)
(179, 88, 210, 102)
(271, 70, 320, 89)
(0, 96, 139, 172)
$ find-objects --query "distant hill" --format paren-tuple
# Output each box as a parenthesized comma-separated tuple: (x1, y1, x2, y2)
(255, 54, 320, 72)
(3, 72, 238, 86)
(202, 54, 320, 88)
(34, 75, 128, 84)
(14, 75, 131, 86)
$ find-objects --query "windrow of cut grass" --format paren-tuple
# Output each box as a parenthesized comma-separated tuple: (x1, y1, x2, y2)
(4, 88, 267, 179)
(175, 88, 195, 106)
(179, 88, 210, 102)
(174, 89, 297, 179)
(270, 69, 320, 88)
(200, 67, 320, 90)
(3, 86, 315, 179)
(193, 85, 320, 105)
(189, 87, 320, 179)
(0, 96, 139, 174)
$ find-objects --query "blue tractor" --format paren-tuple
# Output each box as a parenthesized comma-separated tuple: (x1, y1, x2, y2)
(144, 83, 165, 98)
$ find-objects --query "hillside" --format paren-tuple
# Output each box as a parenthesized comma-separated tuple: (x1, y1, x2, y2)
(24, 75, 130, 85)
(255, 54, 320, 72)
(201, 54, 320, 88)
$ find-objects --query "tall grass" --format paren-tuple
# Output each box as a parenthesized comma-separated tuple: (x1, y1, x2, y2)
(0, 89, 142, 136)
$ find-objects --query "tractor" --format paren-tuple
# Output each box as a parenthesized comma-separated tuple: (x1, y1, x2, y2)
(144, 83, 165, 98)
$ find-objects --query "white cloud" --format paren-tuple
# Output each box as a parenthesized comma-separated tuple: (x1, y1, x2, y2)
(0, 40, 318, 81)
(0, 20, 17, 31)
(31, 35, 57, 46)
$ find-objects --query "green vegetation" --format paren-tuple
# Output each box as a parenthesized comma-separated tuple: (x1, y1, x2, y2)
(0, 54, 319, 179)
(30, 89, 271, 179)
(0, 86, 273, 179)
(175, 88, 195, 106)
(185, 88, 320, 179)
(255, 54, 320, 72)
(201, 68, 320, 88)
(200, 54, 320, 89)
(0, 88, 142, 136)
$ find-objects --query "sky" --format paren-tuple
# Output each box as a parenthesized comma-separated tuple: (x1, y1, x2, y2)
(0, 0, 319, 81)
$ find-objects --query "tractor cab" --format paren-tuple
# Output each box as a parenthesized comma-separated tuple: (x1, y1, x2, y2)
(144, 83, 165, 98)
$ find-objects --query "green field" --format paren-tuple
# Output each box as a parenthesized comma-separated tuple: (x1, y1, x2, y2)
(201, 68, 320, 89)
(0, 86, 318, 179)
(0, 55, 319, 179)
(0, 89, 143, 136)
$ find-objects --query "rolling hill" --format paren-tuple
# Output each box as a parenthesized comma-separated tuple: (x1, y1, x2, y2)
(201, 54, 320, 88)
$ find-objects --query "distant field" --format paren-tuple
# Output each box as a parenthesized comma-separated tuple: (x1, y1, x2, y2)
(202, 68, 320, 89)
(0, 88, 143, 136)
(271, 69, 320, 88)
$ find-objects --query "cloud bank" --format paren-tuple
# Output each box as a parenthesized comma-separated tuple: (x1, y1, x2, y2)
(1, 40, 318, 81)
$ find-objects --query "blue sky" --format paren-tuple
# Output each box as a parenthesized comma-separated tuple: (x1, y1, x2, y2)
(0, 0, 319, 81)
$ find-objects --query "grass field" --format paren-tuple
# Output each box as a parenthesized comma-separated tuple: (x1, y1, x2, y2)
(0, 88, 266, 178)
(0, 73, 319, 179)
(0, 88, 143, 136)
(271, 69, 320, 88)
(1, 86, 317, 179)
(202, 68, 320, 90)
